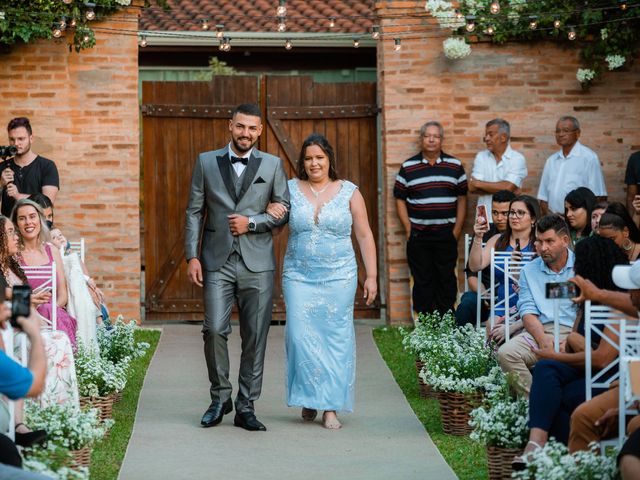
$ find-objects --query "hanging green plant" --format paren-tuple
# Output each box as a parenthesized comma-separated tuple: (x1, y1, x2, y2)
(425, 0, 640, 88)
(0, 1, 167, 52)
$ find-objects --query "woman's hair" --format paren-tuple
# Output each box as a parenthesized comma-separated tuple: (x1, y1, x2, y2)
(28, 193, 53, 210)
(593, 201, 609, 212)
(10, 198, 51, 245)
(573, 235, 628, 291)
(0, 216, 28, 284)
(296, 133, 339, 181)
(495, 195, 541, 251)
(604, 202, 640, 243)
(564, 187, 597, 237)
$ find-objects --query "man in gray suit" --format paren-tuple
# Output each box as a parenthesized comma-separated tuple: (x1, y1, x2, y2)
(185, 103, 290, 431)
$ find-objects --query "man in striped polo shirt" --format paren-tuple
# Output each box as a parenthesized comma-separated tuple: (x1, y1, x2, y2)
(394, 120, 468, 317)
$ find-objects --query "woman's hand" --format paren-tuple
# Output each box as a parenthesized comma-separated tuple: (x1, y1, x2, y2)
(473, 214, 490, 237)
(363, 277, 377, 306)
(533, 343, 558, 360)
(266, 202, 287, 220)
(31, 289, 52, 306)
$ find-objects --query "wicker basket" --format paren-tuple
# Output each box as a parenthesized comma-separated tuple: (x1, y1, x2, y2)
(437, 390, 484, 436)
(71, 446, 92, 470)
(113, 390, 123, 403)
(415, 358, 435, 399)
(487, 446, 523, 480)
(80, 393, 115, 422)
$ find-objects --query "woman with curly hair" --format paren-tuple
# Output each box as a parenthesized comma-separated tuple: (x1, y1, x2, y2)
(513, 235, 628, 468)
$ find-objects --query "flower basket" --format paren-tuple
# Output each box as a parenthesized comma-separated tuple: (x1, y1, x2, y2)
(80, 394, 115, 422)
(487, 446, 522, 480)
(415, 358, 435, 399)
(113, 390, 123, 403)
(438, 390, 483, 436)
(70, 446, 92, 470)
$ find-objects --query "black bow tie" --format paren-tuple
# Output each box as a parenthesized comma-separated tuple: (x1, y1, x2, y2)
(230, 156, 248, 165)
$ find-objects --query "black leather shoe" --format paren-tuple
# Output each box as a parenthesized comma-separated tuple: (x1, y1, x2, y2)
(200, 398, 233, 427)
(14, 429, 47, 447)
(233, 412, 267, 431)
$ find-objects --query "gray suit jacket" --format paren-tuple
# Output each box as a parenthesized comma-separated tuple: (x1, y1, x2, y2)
(185, 147, 290, 272)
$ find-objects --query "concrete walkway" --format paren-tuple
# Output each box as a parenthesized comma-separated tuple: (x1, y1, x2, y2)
(119, 324, 457, 480)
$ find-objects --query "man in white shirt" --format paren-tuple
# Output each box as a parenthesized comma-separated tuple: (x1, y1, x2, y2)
(468, 118, 527, 222)
(537, 116, 607, 215)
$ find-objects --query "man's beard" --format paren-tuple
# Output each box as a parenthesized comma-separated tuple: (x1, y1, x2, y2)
(232, 137, 255, 154)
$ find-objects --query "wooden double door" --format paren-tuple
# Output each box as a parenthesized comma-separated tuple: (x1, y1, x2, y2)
(142, 75, 379, 321)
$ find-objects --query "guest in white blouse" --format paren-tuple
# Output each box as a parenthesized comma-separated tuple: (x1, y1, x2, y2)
(468, 118, 528, 223)
(537, 116, 607, 215)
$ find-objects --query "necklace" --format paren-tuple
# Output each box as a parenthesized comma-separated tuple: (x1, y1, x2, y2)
(308, 181, 331, 198)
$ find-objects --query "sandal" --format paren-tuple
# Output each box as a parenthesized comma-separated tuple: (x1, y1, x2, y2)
(512, 441, 542, 471)
(301, 408, 318, 422)
(14, 423, 47, 447)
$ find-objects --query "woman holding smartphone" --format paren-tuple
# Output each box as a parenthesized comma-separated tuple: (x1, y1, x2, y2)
(468, 195, 540, 343)
(11, 199, 78, 348)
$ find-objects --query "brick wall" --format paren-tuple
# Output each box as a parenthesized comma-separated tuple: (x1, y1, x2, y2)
(378, 1, 640, 324)
(0, 6, 142, 321)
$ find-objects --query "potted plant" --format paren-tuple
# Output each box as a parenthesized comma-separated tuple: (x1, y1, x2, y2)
(421, 323, 501, 435)
(23, 443, 88, 479)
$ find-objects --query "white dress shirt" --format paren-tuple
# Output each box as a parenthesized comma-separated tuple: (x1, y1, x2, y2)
(471, 144, 528, 221)
(228, 144, 253, 177)
(537, 141, 607, 213)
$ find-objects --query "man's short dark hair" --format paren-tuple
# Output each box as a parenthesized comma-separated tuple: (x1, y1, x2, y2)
(536, 214, 569, 237)
(7, 117, 32, 135)
(231, 104, 261, 120)
(492, 190, 516, 204)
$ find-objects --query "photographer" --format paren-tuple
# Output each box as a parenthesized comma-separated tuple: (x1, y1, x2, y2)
(1, 118, 59, 218)
(0, 279, 49, 479)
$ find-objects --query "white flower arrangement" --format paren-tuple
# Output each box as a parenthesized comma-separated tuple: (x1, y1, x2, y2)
(425, 0, 465, 30)
(512, 440, 618, 480)
(600, 28, 609, 40)
(605, 54, 625, 70)
(576, 68, 596, 84)
(25, 402, 110, 450)
(23, 443, 88, 480)
(401, 311, 456, 359)
(443, 37, 472, 60)
(115, 0, 132, 5)
(75, 340, 128, 397)
(97, 316, 150, 365)
(469, 396, 529, 448)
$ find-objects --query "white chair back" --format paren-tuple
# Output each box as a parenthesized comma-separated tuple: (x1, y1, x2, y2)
(21, 262, 57, 331)
(68, 238, 85, 263)
(618, 318, 640, 448)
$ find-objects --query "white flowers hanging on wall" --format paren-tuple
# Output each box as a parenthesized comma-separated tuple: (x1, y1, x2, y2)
(443, 37, 472, 59)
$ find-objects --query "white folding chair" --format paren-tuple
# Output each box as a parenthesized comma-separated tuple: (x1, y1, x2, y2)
(21, 262, 57, 331)
(618, 318, 640, 448)
(1, 325, 16, 441)
(464, 234, 472, 293)
(68, 238, 85, 263)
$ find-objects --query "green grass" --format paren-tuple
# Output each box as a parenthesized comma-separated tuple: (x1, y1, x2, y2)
(89, 329, 161, 480)
(373, 327, 488, 480)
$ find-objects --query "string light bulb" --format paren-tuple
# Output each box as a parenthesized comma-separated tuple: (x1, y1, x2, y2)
(201, 19, 210, 30)
(276, 0, 287, 16)
(489, 1, 500, 14)
(82, 34, 90, 43)
(277, 16, 286, 32)
(220, 37, 231, 52)
(465, 15, 476, 33)
(329, 17, 336, 28)
(215, 24, 224, 38)
(139, 35, 148, 48)
(529, 16, 538, 30)
(393, 38, 401, 51)
(70, 18, 77, 28)
(284, 38, 292, 50)
(353, 37, 360, 48)
(568, 27, 576, 41)
(619, 0, 628, 10)
(553, 18, 561, 29)
(371, 25, 380, 40)
(486, 25, 495, 35)
(454, 9, 464, 21)
(59, 17, 67, 30)
(84, 3, 96, 21)
(52, 26, 63, 38)
(63, 0, 72, 4)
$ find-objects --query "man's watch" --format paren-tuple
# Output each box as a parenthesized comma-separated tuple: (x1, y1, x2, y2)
(248, 216, 256, 232)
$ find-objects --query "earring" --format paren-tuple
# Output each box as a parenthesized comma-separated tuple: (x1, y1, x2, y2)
(623, 239, 633, 252)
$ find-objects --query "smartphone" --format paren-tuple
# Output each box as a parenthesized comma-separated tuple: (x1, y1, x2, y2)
(545, 281, 580, 299)
(515, 239, 521, 251)
(10, 285, 31, 329)
(476, 204, 488, 224)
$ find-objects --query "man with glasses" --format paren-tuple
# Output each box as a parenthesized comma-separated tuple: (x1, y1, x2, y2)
(537, 116, 607, 215)
(456, 189, 516, 326)
(394, 120, 468, 317)
(468, 118, 527, 223)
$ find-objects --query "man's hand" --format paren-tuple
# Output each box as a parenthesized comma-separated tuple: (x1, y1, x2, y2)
(536, 333, 555, 351)
(0, 168, 14, 189)
(5, 182, 19, 198)
(228, 214, 249, 236)
(453, 226, 462, 241)
(187, 258, 203, 287)
(595, 407, 619, 437)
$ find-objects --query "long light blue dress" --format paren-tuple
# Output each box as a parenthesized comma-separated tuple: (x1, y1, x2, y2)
(284, 179, 358, 413)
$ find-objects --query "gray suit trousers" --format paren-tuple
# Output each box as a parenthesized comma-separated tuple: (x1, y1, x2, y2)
(202, 252, 274, 414)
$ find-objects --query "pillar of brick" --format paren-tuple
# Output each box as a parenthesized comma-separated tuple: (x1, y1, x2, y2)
(377, 1, 640, 324)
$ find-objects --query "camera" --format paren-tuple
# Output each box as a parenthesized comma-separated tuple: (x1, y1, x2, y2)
(9, 285, 31, 329)
(0, 145, 17, 159)
(545, 281, 580, 299)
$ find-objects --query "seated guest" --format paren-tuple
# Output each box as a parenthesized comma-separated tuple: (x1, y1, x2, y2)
(513, 236, 628, 467)
(456, 190, 515, 327)
(28, 192, 53, 229)
(564, 187, 596, 244)
(591, 201, 608, 233)
(11, 199, 77, 348)
(497, 214, 577, 395)
(597, 213, 640, 262)
(620, 427, 640, 480)
(469, 195, 540, 343)
(568, 261, 640, 453)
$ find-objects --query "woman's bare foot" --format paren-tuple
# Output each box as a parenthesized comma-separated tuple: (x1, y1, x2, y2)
(301, 407, 318, 422)
(15, 422, 31, 434)
(322, 411, 342, 429)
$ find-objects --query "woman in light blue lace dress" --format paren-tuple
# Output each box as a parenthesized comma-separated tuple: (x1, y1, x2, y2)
(268, 133, 377, 429)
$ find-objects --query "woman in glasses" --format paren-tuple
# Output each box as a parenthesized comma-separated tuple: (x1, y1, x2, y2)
(469, 195, 541, 344)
